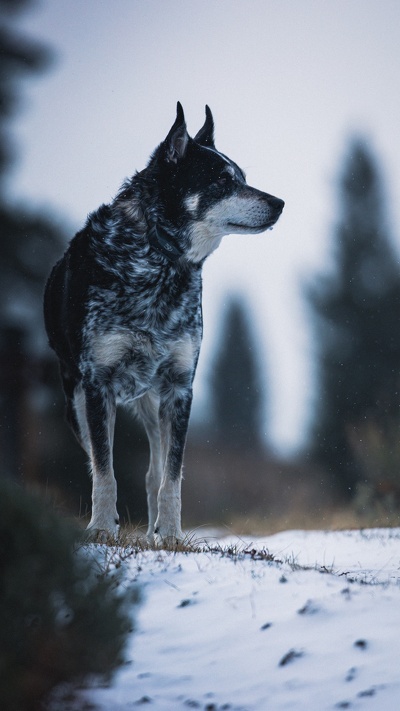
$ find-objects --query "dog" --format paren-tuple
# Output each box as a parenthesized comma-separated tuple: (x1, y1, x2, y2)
(44, 103, 284, 544)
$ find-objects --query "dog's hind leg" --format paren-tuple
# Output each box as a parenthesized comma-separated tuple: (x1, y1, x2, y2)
(70, 383, 91, 454)
(136, 392, 163, 544)
(83, 381, 119, 540)
(60, 371, 89, 453)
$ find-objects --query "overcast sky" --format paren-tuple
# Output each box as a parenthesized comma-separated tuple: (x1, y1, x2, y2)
(9, 0, 400, 454)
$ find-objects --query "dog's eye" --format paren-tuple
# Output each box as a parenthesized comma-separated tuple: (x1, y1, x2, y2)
(215, 175, 229, 187)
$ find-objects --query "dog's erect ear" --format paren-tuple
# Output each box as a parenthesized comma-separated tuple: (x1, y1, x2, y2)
(163, 102, 189, 163)
(194, 105, 215, 148)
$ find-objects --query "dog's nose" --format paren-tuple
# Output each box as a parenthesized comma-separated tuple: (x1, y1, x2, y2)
(269, 195, 285, 213)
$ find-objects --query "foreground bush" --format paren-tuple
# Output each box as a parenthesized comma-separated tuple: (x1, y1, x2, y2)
(0, 480, 138, 711)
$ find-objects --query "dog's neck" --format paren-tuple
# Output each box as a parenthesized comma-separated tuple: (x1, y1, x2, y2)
(118, 173, 184, 263)
(146, 218, 184, 262)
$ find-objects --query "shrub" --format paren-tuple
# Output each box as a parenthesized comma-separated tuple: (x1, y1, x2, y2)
(0, 480, 139, 711)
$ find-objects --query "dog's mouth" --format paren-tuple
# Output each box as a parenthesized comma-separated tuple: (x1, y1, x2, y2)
(227, 219, 279, 233)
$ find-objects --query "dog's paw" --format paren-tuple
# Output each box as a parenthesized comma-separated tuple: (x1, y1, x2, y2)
(160, 535, 184, 550)
(146, 529, 155, 546)
(154, 523, 184, 549)
(84, 522, 119, 544)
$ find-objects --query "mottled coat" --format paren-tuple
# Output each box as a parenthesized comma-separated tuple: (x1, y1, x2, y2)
(44, 103, 284, 543)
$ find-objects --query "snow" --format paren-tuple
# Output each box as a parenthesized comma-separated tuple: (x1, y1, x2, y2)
(81, 529, 400, 710)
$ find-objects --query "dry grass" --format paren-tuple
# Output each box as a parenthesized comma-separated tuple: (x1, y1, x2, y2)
(200, 504, 400, 538)
(74, 501, 400, 556)
(76, 522, 380, 588)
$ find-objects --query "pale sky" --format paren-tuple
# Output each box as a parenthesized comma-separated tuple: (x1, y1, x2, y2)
(9, 0, 400, 454)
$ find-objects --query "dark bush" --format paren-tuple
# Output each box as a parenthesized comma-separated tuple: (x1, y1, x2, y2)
(0, 479, 139, 710)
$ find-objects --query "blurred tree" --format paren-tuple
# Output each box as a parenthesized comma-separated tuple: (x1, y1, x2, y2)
(0, 0, 69, 484)
(0, 0, 61, 339)
(208, 296, 266, 452)
(307, 139, 400, 497)
(0, 0, 149, 527)
(0, 206, 66, 344)
(0, 0, 65, 481)
(0, 0, 51, 182)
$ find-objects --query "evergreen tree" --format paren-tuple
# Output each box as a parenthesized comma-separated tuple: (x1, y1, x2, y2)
(0, 1, 149, 521)
(0, 1, 68, 482)
(0, 0, 51, 182)
(208, 296, 266, 451)
(0, 0, 61, 339)
(307, 139, 400, 495)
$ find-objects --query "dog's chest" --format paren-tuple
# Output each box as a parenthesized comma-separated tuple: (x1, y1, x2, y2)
(89, 323, 200, 404)
(83, 268, 202, 399)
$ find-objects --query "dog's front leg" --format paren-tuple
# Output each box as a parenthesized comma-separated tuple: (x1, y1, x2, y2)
(84, 381, 119, 540)
(136, 392, 163, 544)
(155, 387, 193, 546)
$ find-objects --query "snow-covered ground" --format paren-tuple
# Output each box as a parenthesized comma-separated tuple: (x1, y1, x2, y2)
(82, 529, 400, 710)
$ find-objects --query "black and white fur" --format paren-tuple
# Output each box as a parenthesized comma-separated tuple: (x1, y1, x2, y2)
(44, 103, 284, 544)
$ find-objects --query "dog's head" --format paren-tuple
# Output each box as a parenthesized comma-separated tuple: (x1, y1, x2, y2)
(146, 103, 284, 262)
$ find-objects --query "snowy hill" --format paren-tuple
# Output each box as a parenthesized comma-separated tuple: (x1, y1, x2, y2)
(80, 529, 400, 710)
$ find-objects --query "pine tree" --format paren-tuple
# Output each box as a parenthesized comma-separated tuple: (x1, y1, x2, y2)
(0, 2, 150, 521)
(0, 1, 67, 481)
(208, 296, 266, 451)
(307, 139, 400, 495)
(0, 0, 51, 182)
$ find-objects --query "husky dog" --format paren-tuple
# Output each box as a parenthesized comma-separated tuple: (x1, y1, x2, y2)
(44, 103, 284, 544)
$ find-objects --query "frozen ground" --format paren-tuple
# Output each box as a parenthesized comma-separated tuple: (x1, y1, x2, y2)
(81, 528, 400, 710)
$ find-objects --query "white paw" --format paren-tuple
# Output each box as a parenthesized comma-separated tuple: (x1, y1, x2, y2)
(85, 517, 119, 543)
(146, 528, 155, 545)
(154, 520, 184, 548)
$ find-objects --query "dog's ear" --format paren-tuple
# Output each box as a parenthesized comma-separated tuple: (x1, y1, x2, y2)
(163, 102, 189, 163)
(194, 105, 215, 148)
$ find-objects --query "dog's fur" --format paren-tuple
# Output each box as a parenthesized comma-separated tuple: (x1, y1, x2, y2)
(44, 104, 284, 544)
